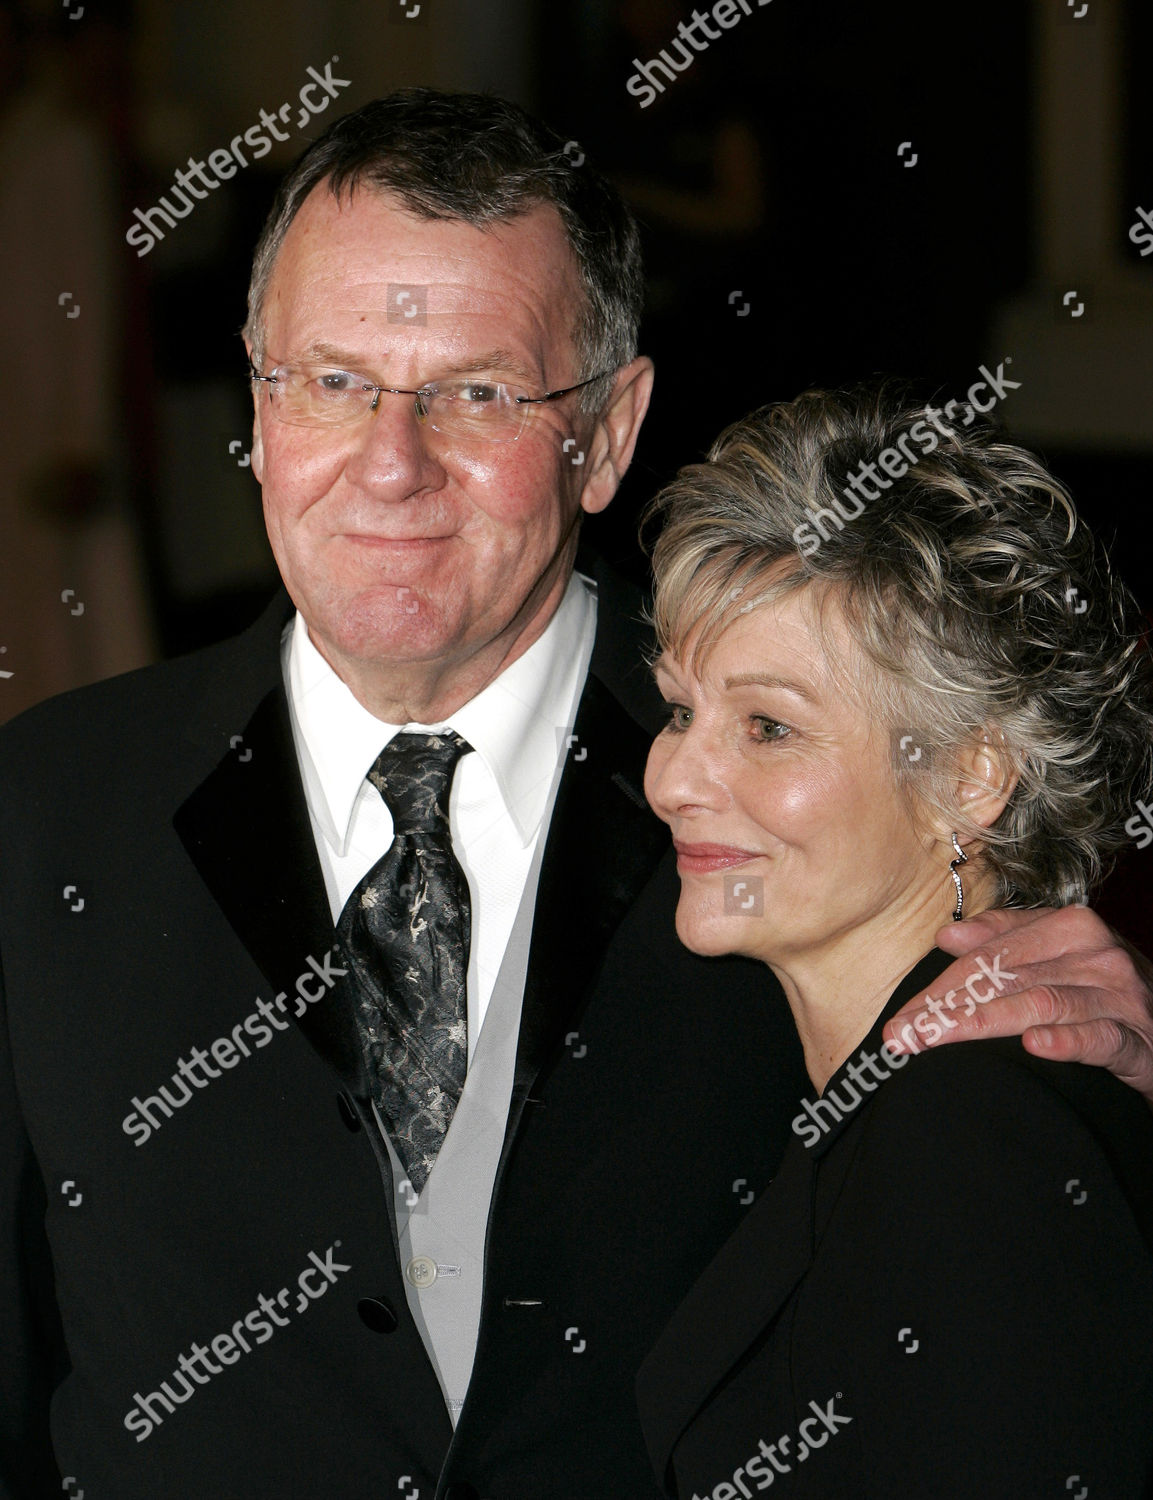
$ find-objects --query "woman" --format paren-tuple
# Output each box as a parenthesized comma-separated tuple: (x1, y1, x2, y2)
(635, 386, 1153, 1496)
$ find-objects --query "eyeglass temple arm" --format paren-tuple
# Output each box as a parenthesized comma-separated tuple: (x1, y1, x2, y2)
(515, 370, 617, 406)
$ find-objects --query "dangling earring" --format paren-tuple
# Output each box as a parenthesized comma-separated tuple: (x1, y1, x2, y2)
(948, 832, 968, 921)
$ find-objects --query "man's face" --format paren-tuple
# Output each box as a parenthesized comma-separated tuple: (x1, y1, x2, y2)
(250, 185, 623, 685)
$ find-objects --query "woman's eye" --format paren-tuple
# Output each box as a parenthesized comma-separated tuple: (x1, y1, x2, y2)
(663, 704, 693, 732)
(751, 716, 789, 742)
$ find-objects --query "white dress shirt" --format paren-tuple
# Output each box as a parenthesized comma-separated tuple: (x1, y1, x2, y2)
(281, 571, 597, 1060)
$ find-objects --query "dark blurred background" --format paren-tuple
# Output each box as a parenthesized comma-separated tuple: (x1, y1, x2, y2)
(0, 0, 1150, 933)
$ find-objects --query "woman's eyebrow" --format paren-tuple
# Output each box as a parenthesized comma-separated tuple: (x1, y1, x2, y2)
(722, 672, 817, 702)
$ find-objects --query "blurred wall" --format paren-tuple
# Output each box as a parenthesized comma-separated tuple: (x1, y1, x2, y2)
(1, 0, 1150, 685)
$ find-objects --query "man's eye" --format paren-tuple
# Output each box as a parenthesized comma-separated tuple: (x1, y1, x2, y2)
(315, 370, 364, 394)
(449, 381, 503, 405)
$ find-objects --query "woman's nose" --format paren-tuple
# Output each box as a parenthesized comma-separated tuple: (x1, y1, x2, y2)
(645, 723, 726, 818)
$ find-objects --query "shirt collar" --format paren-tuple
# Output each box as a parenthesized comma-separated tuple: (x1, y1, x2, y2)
(284, 572, 596, 855)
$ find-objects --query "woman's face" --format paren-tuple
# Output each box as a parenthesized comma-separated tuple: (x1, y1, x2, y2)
(644, 588, 949, 968)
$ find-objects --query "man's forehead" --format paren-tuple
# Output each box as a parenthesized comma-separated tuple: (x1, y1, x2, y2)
(273, 184, 579, 302)
(263, 183, 583, 365)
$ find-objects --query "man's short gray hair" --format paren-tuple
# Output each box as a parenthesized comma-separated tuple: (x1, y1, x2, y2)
(644, 384, 1153, 908)
(242, 87, 644, 416)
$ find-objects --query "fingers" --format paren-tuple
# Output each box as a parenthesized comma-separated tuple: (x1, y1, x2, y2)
(883, 982, 1153, 1108)
(927, 905, 1152, 1025)
(885, 905, 1153, 1101)
(934, 904, 1112, 968)
(889, 954, 1141, 1037)
(934, 905, 1042, 953)
(884, 981, 1068, 1054)
(1023, 1020, 1153, 1101)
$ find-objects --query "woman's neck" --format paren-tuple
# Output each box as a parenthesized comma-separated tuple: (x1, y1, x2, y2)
(767, 880, 995, 1093)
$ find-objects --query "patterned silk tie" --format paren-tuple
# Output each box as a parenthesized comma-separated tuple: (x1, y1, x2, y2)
(337, 731, 473, 1195)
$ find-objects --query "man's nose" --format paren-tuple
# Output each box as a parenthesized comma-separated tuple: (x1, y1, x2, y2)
(340, 390, 445, 495)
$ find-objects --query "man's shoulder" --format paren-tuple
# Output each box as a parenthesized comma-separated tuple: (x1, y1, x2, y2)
(581, 551, 665, 735)
(0, 590, 292, 774)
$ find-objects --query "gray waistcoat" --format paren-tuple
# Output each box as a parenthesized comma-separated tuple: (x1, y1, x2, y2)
(376, 786, 556, 1426)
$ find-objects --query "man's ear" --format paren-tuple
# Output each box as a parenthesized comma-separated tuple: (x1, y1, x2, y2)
(576, 356, 655, 517)
(244, 338, 265, 483)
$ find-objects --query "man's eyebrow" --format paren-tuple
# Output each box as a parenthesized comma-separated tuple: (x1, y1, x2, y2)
(440, 349, 539, 383)
(292, 342, 540, 385)
(296, 340, 369, 367)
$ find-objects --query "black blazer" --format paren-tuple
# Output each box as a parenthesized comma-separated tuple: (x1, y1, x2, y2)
(0, 558, 810, 1499)
(637, 949, 1153, 1498)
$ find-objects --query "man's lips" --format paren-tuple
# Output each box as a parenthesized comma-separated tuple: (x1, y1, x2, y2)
(673, 842, 761, 874)
(342, 533, 454, 546)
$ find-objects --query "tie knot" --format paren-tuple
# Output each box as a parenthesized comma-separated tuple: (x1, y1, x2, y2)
(367, 731, 471, 835)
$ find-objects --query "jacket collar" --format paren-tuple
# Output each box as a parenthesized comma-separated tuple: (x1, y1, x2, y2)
(173, 592, 372, 1095)
(173, 560, 672, 1109)
(635, 1136, 816, 1494)
(801, 947, 953, 1158)
(635, 947, 953, 1489)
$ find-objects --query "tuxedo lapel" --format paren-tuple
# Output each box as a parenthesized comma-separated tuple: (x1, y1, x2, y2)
(511, 672, 669, 1101)
(636, 949, 960, 1488)
(174, 562, 671, 1119)
(172, 603, 370, 1098)
(509, 560, 671, 1106)
(636, 1140, 816, 1490)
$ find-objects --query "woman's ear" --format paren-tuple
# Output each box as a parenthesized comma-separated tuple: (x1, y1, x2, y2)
(953, 729, 1018, 832)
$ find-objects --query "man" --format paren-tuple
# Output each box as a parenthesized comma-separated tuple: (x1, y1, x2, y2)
(2, 88, 1151, 1500)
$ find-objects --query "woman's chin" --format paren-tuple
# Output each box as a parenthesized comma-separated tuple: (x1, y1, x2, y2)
(675, 904, 765, 960)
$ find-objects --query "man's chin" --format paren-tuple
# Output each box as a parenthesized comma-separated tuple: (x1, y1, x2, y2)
(311, 593, 463, 669)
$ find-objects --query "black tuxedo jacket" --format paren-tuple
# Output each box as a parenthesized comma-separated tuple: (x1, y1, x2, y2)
(637, 950, 1153, 1499)
(0, 559, 809, 1500)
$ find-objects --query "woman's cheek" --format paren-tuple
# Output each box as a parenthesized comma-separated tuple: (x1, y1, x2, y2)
(751, 756, 848, 844)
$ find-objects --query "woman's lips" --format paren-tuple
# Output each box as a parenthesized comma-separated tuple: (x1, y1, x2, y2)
(673, 842, 761, 874)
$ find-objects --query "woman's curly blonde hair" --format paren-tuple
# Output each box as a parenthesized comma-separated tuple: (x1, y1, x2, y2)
(643, 384, 1153, 908)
